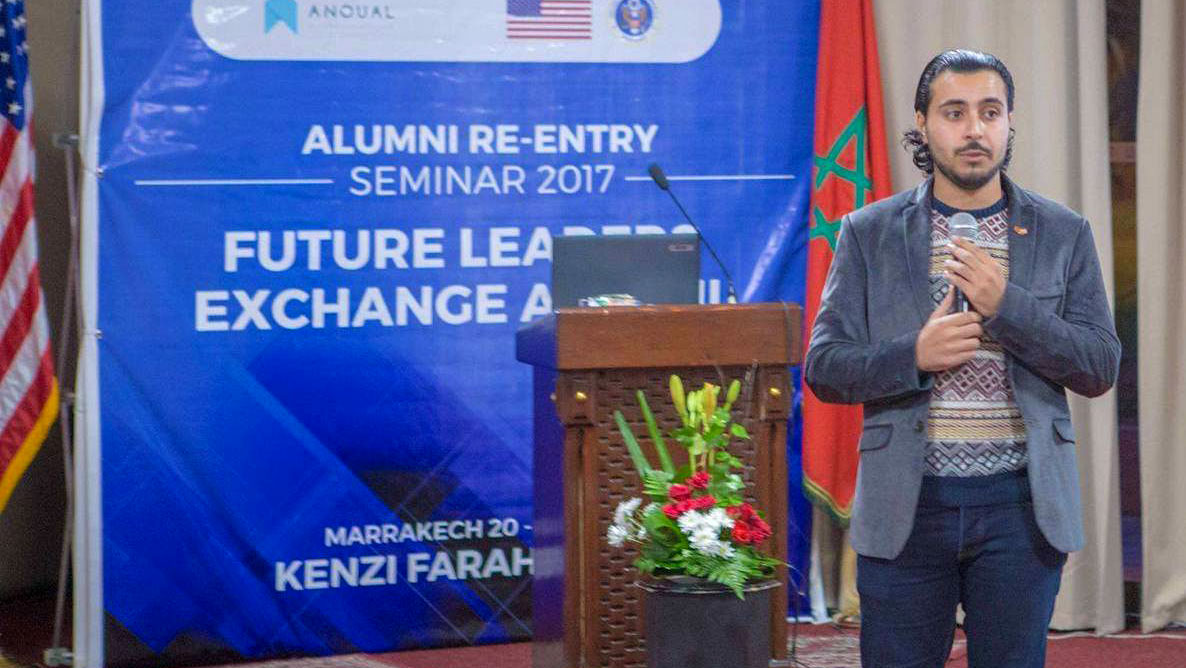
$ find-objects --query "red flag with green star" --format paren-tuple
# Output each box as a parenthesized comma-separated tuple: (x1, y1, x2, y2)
(802, 0, 893, 524)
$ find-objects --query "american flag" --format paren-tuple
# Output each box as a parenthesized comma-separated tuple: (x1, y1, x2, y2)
(0, 0, 59, 514)
(507, 0, 593, 40)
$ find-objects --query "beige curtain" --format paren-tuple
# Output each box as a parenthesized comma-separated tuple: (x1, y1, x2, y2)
(870, 0, 1124, 633)
(1137, 0, 1186, 634)
(809, 508, 859, 622)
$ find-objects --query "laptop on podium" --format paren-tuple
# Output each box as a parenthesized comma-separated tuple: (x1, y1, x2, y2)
(550, 234, 701, 308)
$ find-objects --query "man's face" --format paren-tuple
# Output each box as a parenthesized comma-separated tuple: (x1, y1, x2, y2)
(916, 69, 1012, 191)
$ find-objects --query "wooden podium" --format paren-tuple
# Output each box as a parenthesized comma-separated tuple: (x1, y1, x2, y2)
(516, 303, 802, 668)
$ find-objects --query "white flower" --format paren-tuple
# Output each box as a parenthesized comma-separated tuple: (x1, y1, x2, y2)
(614, 498, 643, 526)
(677, 509, 737, 558)
(677, 508, 734, 536)
(693, 537, 736, 558)
(607, 524, 630, 547)
(608, 498, 648, 548)
(687, 526, 735, 558)
(704, 507, 734, 529)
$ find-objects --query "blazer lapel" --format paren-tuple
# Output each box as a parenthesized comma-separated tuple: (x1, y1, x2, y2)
(1003, 175, 1037, 292)
(902, 180, 934, 326)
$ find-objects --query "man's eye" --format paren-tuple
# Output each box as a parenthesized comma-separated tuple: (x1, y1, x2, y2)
(946, 110, 962, 119)
(985, 109, 999, 119)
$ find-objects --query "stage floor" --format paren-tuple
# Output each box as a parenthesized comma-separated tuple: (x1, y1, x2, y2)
(362, 624, 1186, 668)
(2, 591, 1184, 668)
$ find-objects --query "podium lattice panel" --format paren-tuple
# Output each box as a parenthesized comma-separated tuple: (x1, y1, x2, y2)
(591, 367, 760, 668)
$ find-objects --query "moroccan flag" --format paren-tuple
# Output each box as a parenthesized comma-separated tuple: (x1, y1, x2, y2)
(0, 1, 60, 514)
(802, 0, 892, 523)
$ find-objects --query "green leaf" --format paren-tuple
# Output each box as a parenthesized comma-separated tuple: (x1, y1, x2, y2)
(679, 550, 750, 598)
(614, 410, 653, 476)
(723, 379, 741, 411)
(707, 479, 742, 497)
(642, 470, 674, 502)
(641, 522, 682, 552)
(718, 452, 743, 468)
(730, 423, 750, 439)
(637, 390, 676, 475)
(642, 508, 682, 546)
(702, 422, 721, 443)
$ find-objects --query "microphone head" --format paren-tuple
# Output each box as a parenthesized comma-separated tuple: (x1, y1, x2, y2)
(647, 163, 669, 190)
(948, 212, 979, 242)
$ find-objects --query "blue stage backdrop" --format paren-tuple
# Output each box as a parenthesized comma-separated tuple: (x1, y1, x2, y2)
(93, 0, 819, 661)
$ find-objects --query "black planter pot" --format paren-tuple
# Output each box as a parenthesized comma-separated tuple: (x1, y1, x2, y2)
(638, 576, 780, 668)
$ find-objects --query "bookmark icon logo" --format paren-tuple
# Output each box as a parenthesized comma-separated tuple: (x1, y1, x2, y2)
(265, 0, 298, 34)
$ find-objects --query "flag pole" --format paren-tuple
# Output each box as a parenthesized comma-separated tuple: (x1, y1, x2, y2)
(44, 131, 82, 668)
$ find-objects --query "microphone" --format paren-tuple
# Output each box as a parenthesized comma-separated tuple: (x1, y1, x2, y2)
(647, 163, 738, 304)
(947, 212, 979, 313)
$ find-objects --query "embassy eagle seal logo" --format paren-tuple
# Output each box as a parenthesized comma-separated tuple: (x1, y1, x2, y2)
(614, 0, 655, 40)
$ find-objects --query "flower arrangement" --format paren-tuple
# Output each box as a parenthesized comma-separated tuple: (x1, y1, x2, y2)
(607, 375, 782, 597)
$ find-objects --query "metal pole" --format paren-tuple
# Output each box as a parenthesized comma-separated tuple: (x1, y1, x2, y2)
(45, 131, 82, 667)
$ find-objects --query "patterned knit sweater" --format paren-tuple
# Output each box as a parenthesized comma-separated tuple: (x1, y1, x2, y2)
(925, 197, 1028, 477)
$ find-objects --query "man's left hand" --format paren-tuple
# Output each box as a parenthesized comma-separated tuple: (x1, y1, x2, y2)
(944, 238, 1007, 318)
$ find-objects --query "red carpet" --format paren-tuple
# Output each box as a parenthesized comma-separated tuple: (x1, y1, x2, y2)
(4, 597, 1186, 668)
(363, 624, 1186, 668)
(972, 630, 1186, 668)
(371, 643, 531, 668)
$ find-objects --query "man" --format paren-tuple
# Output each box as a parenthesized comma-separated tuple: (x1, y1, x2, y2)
(804, 49, 1120, 668)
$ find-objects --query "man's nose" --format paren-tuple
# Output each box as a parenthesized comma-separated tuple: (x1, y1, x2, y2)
(964, 116, 985, 139)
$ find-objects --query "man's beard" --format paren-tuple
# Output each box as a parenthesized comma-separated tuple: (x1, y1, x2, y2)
(932, 147, 1005, 191)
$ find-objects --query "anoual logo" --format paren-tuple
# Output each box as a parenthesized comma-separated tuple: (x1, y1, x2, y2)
(265, 0, 298, 33)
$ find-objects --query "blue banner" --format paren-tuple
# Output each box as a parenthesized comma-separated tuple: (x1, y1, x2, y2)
(94, 0, 818, 661)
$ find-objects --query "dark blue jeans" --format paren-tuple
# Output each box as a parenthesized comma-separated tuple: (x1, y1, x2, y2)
(857, 469, 1067, 668)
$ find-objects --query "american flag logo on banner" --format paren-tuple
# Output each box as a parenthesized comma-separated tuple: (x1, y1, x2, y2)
(506, 0, 593, 40)
(0, 0, 60, 514)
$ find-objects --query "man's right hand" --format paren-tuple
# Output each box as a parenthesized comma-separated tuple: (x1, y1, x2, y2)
(916, 290, 984, 372)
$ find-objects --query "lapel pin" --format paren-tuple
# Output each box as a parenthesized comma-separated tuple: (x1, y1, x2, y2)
(1013, 226, 1029, 236)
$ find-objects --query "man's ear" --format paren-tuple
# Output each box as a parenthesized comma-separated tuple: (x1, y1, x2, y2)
(915, 111, 927, 141)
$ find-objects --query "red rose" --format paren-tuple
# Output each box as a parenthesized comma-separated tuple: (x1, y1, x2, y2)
(687, 472, 710, 489)
(732, 524, 752, 543)
(691, 495, 717, 510)
(748, 517, 772, 544)
(727, 503, 757, 521)
(729, 513, 772, 545)
(664, 499, 696, 519)
(668, 484, 692, 501)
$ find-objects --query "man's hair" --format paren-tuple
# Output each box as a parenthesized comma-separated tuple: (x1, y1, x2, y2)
(902, 49, 1015, 174)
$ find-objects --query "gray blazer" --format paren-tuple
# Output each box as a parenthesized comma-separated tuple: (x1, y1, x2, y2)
(804, 176, 1120, 559)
